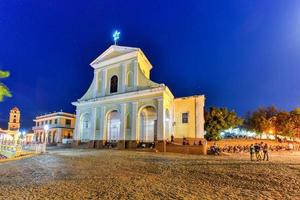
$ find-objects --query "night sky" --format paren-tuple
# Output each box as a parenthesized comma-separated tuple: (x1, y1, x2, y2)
(0, 1, 300, 130)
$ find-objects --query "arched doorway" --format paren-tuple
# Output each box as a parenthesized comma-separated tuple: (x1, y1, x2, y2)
(107, 110, 121, 143)
(80, 113, 91, 142)
(139, 106, 157, 142)
(52, 131, 56, 143)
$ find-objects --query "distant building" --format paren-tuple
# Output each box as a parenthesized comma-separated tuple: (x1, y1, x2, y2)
(32, 112, 75, 145)
(72, 45, 205, 149)
(0, 107, 21, 139)
(25, 131, 34, 143)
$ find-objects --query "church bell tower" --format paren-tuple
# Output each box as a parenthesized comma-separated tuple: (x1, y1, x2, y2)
(8, 107, 20, 131)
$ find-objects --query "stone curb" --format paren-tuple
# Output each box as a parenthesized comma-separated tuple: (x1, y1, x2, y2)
(0, 153, 39, 163)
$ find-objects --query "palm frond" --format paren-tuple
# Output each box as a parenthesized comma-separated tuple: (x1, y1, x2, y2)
(0, 83, 12, 102)
(0, 70, 10, 79)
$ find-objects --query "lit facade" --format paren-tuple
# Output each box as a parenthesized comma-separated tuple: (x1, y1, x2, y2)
(0, 107, 21, 139)
(32, 112, 75, 144)
(72, 45, 205, 149)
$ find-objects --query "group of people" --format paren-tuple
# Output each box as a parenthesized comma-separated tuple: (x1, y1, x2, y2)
(249, 142, 269, 161)
(208, 142, 270, 160)
(0, 154, 7, 160)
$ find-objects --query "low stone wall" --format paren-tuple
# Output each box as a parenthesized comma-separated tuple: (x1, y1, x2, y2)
(73, 139, 207, 155)
(156, 141, 207, 155)
(73, 140, 139, 149)
(207, 139, 300, 148)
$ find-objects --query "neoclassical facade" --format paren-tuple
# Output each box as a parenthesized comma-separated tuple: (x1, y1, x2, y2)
(72, 45, 205, 149)
(32, 111, 75, 144)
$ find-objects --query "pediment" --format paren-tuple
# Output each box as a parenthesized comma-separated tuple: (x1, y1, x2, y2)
(90, 45, 139, 66)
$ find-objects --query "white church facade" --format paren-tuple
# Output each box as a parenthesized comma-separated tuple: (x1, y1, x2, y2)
(72, 45, 205, 149)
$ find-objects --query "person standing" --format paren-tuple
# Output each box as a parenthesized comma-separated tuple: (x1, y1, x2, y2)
(250, 144, 255, 161)
(254, 143, 262, 161)
(263, 143, 269, 161)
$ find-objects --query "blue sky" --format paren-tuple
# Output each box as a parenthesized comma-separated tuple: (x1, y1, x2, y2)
(0, 0, 300, 129)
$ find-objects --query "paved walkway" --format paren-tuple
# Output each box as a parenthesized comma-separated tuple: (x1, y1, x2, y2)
(0, 149, 300, 199)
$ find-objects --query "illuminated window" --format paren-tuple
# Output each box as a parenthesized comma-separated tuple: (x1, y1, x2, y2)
(182, 113, 189, 123)
(110, 75, 118, 93)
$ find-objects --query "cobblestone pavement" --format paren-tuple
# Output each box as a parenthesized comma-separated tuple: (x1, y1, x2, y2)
(0, 149, 300, 200)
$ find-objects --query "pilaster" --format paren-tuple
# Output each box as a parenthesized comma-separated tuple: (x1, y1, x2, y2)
(131, 102, 138, 141)
(196, 96, 205, 138)
(118, 103, 127, 149)
(101, 69, 107, 96)
(157, 98, 165, 141)
(99, 106, 105, 141)
(74, 110, 81, 140)
(133, 59, 138, 89)
(90, 108, 97, 141)
(121, 63, 126, 93)
(120, 103, 126, 141)
(93, 70, 99, 98)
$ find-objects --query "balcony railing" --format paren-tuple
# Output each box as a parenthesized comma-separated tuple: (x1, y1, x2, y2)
(33, 124, 73, 130)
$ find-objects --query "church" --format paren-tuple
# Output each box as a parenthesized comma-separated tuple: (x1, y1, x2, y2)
(72, 44, 205, 150)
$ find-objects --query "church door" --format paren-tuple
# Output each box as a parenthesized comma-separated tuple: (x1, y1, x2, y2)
(107, 110, 120, 142)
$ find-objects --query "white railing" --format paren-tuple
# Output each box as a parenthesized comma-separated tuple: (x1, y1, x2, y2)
(0, 140, 46, 158)
(22, 143, 47, 154)
(0, 139, 22, 158)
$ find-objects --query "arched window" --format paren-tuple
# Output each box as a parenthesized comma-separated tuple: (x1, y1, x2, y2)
(110, 75, 118, 93)
(13, 119, 16, 123)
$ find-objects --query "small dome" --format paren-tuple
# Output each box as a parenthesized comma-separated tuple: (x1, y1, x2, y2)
(11, 107, 20, 111)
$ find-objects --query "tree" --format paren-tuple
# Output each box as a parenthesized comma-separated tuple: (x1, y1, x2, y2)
(244, 106, 278, 135)
(245, 106, 300, 138)
(0, 70, 12, 101)
(204, 107, 243, 141)
(291, 109, 300, 137)
(275, 111, 295, 138)
(291, 108, 300, 115)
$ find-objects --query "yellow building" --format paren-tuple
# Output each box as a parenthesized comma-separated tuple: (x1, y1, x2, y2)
(0, 107, 21, 140)
(72, 45, 205, 149)
(32, 112, 75, 145)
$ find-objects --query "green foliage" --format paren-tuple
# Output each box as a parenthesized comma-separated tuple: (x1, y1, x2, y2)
(204, 107, 243, 141)
(0, 70, 10, 78)
(244, 106, 278, 134)
(0, 70, 12, 101)
(245, 106, 300, 138)
(275, 111, 295, 137)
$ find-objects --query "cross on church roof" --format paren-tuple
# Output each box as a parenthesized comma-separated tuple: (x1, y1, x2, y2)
(113, 30, 120, 45)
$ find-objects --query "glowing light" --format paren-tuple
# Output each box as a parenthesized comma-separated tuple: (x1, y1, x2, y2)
(113, 30, 120, 45)
(44, 125, 49, 132)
